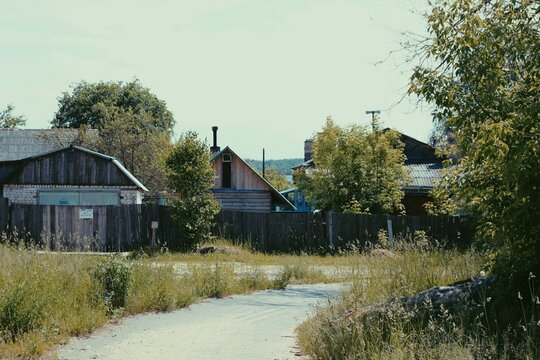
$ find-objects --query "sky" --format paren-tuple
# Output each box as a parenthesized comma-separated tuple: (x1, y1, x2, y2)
(1, 0, 433, 160)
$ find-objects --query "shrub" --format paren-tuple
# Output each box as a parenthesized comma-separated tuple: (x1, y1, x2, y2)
(92, 256, 133, 311)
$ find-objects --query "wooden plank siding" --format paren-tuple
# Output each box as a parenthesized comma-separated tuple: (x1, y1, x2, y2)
(212, 190, 272, 213)
(214, 211, 472, 253)
(8, 148, 133, 186)
(2, 204, 471, 253)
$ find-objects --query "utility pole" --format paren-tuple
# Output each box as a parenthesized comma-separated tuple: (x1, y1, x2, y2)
(365, 110, 381, 131)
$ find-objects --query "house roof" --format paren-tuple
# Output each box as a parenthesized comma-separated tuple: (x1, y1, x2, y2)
(0, 128, 98, 161)
(211, 146, 296, 210)
(404, 163, 443, 193)
(0, 145, 148, 191)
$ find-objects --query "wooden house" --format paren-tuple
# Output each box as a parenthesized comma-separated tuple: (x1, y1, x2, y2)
(0, 145, 148, 205)
(209, 127, 295, 212)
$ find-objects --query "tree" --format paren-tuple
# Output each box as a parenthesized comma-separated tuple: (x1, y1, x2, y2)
(296, 117, 410, 214)
(409, 0, 539, 298)
(0, 104, 25, 128)
(51, 79, 175, 193)
(52, 79, 174, 131)
(165, 132, 219, 251)
(261, 166, 290, 191)
(98, 106, 171, 193)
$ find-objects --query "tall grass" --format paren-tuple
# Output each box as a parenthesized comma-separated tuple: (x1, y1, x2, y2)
(297, 248, 539, 359)
(0, 244, 295, 358)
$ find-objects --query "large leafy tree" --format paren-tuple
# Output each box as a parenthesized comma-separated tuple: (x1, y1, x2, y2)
(165, 132, 219, 251)
(296, 117, 410, 214)
(52, 79, 174, 131)
(0, 104, 25, 128)
(51, 79, 175, 193)
(409, 0, 539, 294)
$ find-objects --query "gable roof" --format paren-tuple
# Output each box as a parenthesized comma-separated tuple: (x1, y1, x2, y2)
(404, 163, 443, 193)
(211, 146, 295, 210)
(0, 128, 99, 161)
(0, 145, 148, 191)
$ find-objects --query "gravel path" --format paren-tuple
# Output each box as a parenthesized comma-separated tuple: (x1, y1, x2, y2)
(56, 283, 344, 360)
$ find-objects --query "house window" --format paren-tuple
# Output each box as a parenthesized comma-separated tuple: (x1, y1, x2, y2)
(222, 153, 232, 188)
(38, 190, 120, 205)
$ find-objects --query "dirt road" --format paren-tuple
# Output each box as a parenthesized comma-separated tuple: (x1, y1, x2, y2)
(56, 283, 344, 360)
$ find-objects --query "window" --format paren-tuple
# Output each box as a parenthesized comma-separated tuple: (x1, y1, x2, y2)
(222, 153, 232, 188)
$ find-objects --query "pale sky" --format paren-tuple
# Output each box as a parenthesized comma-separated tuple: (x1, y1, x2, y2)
(1, 0, 432, 159)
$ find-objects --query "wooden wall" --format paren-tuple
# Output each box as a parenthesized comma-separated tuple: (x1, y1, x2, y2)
(5, 204, 177, 251)
(213, 150, 270, 191)
(212, 190, 272, 212)
(214, 211, 472, 253)
(7, 148, 133, 186)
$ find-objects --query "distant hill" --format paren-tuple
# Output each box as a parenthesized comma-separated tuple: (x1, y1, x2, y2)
(245, 158, 303, 176)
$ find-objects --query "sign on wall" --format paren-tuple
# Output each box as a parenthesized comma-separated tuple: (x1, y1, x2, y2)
(79, 208, 94, 219)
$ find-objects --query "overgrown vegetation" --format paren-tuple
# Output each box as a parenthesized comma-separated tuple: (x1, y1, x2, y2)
(298, 253, 538, 359)
(409, 0, 540, 345)
(0, 244, 297, 358)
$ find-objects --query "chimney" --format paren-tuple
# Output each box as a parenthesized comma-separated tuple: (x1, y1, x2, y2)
(210, 126, 220, 154)
(304, 139, 313, 162)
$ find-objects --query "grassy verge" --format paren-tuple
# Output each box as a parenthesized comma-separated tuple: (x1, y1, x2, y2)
(297, 248, 539, 359)
(0, 244, 327, 359)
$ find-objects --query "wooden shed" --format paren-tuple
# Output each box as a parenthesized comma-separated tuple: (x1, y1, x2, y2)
(211, 146, 295, 212)
(0, 145, 148, 205)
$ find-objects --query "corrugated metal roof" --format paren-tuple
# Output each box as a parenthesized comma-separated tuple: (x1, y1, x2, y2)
(0, 128, 98, 161)
(405, 163, 443, 190)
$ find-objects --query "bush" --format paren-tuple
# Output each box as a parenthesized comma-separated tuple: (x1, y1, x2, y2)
(0, 281, 44, 342)
(93, 256, 133, 311)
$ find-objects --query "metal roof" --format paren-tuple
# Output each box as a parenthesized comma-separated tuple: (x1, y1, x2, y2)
(0, 128, 98, 161)
(404, 163, 443, 191)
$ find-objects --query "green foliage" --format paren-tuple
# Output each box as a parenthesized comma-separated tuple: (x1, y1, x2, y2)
(409, 0, 540, 295)
(165, 131, 219, 250)
(0, 104, 25, 128)
(296, 116, 410, 214)
(259, 165, 290, 191)
(51, 79, 174, 193)
(92, 256, 133, 311)
(0, 281, 44, 342)
(97, 105, 171, 193)
(52, 79, 174, 131)
(246, 158, 303, 176)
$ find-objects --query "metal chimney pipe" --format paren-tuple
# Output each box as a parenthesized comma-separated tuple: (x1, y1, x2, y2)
(212, 126, 218, 147)
(210, 126, 220, 153)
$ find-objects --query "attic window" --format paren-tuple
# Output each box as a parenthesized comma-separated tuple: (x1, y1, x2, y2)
(222, 153, 232, 188)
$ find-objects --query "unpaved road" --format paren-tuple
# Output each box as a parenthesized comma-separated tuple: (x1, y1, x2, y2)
(56, 283, 344, 360)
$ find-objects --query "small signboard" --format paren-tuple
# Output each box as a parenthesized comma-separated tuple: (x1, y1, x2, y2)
(79, 209, 94, 219)
(151, 221, 159, 229)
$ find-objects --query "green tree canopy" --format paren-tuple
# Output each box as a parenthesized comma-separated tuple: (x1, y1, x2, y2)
(165, 132, 219, 250)
(260, 166, 290, 192)
(0, 104, 25, 128)
(296, 117, 410, 214)
(52, 79, 174, 131)
(51, 79, 175, 193)
(409, 0, 539, 294)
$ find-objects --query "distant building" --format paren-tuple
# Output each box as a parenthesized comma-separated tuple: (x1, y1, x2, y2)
(209, 127, 295, 212)
(291, 131, 444, 215)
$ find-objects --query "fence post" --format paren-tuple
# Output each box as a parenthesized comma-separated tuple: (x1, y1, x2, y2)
(387, 217, 394, 246)
(327, 211, 334, 253)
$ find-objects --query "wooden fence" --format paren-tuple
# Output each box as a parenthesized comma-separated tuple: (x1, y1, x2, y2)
(3, 203, 177, 251)
(0, 203, 472, 253)
(213, 211, 472, 253)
